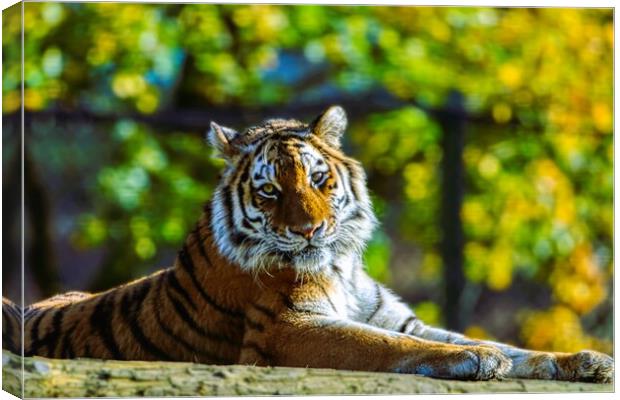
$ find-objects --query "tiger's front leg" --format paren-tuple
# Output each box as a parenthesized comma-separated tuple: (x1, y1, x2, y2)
(410, 323, 614, 383)
(349, 269, 613, 383)
(238, 289, 511, 380)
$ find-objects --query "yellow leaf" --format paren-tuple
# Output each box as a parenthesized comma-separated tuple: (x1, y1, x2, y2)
(498, 63, 522, 88)
(592, 102, 612, 133)
(492, 103, 512, 123)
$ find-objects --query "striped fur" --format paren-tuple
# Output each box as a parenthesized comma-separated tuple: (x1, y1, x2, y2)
(2, 106, 612, 382)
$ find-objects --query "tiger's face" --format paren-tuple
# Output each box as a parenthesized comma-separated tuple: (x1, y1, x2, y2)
(209, 106, 377, 274)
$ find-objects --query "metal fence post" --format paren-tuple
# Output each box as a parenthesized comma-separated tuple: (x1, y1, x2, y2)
(437, 90, 466, 331)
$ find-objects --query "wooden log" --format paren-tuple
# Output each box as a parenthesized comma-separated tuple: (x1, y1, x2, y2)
(1, 350, 612, 398)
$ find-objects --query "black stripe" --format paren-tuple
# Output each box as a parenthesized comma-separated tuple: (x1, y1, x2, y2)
(4, 303, 21, 320)
(280, 138, 306, 147)
(155, 275, 225, 363)
(247, 134, 271, 149)
(192, 224, 212, 269)
(8, 304, 20, 320)
(83, 343, 92, 358)
(90, 292, 124, 360)
(47, 307, 66, 356)
(167, 271, 197, 311)
(312, 140, 363, 202)
(29, 309, 45, 343)
(2, 309, 17, 353)
(250, 303, 277, 320)
(202, 201, 213, 216)
(24, 306, 36, 319)
(398, 316, 418, 334)
(236, 158, 262, 226)
(251, 138, 272, 160)
(241, 219, 254, 231)
(334, 164, 352, 208)
(223, 186, 251, 246)
(232, 153, 251, 184)
(342, 208, 364, 224)
(245, 317, 265, 333)
(222, 153, 253, 246)
(279, 293, 297, 311)
(334, 162, 347, 184)
(165, 285, 239, 347)
(60, 324, 77, 359)
(342, 161, 362, 201)
(242, 340, 273, 363)
(238, 182, 262, 225)
(2, 306, 15, 326)
(2, 333, 17, 354)
(366, 283, 383, 323)
(177, 246, 245, 320)
(279, 292, 329, 316)
(249, 185, 263, 211)
(27, 307, 65, 356)
(2, 308, 14, 332)
(335, 193, 346, 207)
(14, 305, 23, 320)
(121, 282, 173, 361)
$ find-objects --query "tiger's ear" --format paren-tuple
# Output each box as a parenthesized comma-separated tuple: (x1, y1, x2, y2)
(311, 105, 347, 148)
(207, 121, 239, 159)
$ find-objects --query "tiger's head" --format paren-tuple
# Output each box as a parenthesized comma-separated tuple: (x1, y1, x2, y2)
(208, 106, 377, 275)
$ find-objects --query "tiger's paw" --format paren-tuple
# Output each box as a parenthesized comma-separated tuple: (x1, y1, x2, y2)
(557, 350, 613, 383)
(456, 345, 512, 380)
(398, 345, 512, 381)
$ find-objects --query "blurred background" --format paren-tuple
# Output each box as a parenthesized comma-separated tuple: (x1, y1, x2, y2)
(2, 4, 613, 354)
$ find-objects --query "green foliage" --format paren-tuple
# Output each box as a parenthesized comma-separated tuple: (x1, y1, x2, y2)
(4, 4, 612, 352)
(414, 301, 443, 327)
(70, 121, 220, 285)
(364, 230, 392, 284)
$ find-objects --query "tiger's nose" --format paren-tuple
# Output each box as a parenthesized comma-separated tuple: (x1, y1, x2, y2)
(290, 222, 325, 240)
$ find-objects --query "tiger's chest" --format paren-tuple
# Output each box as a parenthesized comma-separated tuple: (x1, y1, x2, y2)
(251, 262, 367, 322)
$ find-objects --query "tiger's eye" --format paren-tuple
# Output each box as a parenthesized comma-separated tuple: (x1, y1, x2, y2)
(260, 183, 276, 196)
(311, 172, 324, 184)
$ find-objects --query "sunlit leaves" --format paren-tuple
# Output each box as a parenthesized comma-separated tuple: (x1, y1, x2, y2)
(99, 166, 150, 211)
(521, 305, 611, 354)
(73, 215, 107, 248)
(69, 121, 216, 267)
(42, 47, 63, 78)
(112, 73, 147, 99)
(464, 325, 495, 341)
(550, 244, 607, 315)
(3, 5, 25, 112)
(414, 301, 443, 327)
(364, 230, 392, 284)
(353, 107, 441, 174)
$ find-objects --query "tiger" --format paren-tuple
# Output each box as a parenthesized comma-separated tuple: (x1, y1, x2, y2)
(2, 106, 613, 383)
